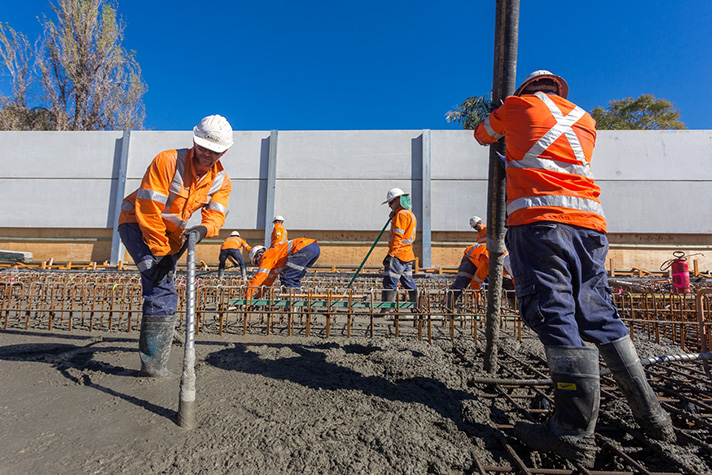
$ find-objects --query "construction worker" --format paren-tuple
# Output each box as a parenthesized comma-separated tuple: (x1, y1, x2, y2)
(246, 239, 320, 299)
(470, 215, 487, 246)
(381, 188, 417, 306)
(218, 231, 251, 280)
(118, 114, 234, 378)
(270, 215, 287, 249)
(474, 70, 673, 466)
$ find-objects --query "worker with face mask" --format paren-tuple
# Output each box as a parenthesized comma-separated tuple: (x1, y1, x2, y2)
(381, 188, 417, 307)
(118, 114, 234, 378)
(474, 71, 673, 466)
(246, 239, 321, 299)
(218, 231, 251, 281)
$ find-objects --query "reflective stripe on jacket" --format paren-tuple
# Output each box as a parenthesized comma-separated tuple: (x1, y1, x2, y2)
(118, 148, 232, 256)
(474, 92, 606, 233)
(388, 206, 416, 262)
(247, 238, 316, 297)
(270, 222, 288, 248)
(221, 236, 252, 252)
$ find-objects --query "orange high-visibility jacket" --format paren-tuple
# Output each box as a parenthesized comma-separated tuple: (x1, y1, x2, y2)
(463, 245, 489, 290)
(474, 92, 605, 233)
(476, 225, 487, 246)
(388, 206, 416, 262)
(247, 238, 316, 298)
(221, 236, 252, 252)
(119, 148, 232, 256)
(270, 222, 287, 249)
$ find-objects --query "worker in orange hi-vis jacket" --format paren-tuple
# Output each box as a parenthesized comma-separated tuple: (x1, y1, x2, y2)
(246, 238, 320, 299)
(474, 70, 673, 465)
(270, 215, 287, 248)
(118, 114, 234, 378)
(381, 188, 417, 308)
(469, 215, 487, 246)
(218, 231, 252, 281)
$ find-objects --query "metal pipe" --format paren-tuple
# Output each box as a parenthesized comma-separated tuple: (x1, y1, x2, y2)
(178, 232, 197, 428)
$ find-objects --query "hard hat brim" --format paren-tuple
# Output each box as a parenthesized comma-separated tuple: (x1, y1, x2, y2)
(514, 72, 569, 99)
(194, 135, 230, 154)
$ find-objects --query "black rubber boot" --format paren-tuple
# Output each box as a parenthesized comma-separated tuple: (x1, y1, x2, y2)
(514, 345, 600, 468)
(408, 289, 418, 308)
(381, 290, 397, 314)
(138, 314, 177, 378)
(217, 268, 225, 280)
(598, 335, 675, 442)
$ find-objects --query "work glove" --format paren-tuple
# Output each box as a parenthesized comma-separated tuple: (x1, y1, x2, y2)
(145, 255, 176, 284)
(185, 225, 208, 243)
(382, 255, 393, 270)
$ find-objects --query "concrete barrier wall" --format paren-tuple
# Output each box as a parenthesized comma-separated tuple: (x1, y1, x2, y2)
(1, 129, 711, 266)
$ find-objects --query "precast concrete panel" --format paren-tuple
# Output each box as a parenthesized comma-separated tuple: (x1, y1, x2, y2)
(277, 130, 424, 179)
(430, 130, 489, 179)
(273, 180, 421, 230)
(1, 179, 114, 227)
(0, 131, 122, 178)
(125, 131, 192, 177)
(593, 131, 712, 180)
(125, 130, 270, 179)
(599, 181, 712, 234)
(431, 180, 489, 231)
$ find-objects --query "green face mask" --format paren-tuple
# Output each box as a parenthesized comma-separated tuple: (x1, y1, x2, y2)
(399, 194, 412, 210)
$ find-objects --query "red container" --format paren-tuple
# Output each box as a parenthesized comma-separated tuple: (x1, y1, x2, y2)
(671, 258, 690, 294)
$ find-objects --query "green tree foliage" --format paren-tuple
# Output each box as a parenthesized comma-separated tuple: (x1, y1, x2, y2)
(590, 94, 686, 130)
(446, 94, 492, 130)
(0, 0, 146, 130)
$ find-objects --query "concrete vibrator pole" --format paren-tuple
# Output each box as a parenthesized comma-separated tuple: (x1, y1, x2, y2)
(178, 232, 198, 428)
(484, 0, 519, 374)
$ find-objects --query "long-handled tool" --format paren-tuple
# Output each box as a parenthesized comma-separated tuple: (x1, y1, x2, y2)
(178, 232, 197, 428)
(346, 218, 390, 290)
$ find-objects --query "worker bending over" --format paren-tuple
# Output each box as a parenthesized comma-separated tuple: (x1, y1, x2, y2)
(118, 114, 234, 377)
(270, 215, 287, 248)
(381, 188, 417, 306)
(246, 238, 321, 299)
(474, 70, 673, 466)
(218, 231, 251, 280)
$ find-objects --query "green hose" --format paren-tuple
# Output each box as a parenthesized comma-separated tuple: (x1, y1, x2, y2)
(346, 218, 390, 289)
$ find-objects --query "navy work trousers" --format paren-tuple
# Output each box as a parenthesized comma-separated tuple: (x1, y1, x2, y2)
(506, 221, 628, 347)
(383, 257, 416, 290)
(449, 255, 477, 300)
(219, 249, 246, 271)
(118, 223, 178, 316)
(280, 242, 321, 287)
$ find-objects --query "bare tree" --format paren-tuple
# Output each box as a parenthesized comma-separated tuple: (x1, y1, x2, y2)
(0, 24, 53, 129)
(0, 0, 146, 131)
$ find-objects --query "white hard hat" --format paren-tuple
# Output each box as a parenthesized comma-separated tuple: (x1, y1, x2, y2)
(249, 245, 266, 265)
(382, 188, 407, 205)
(273, 215, 284, 223)
(514, 70, 569, 99)
(230, 231, 240, 237)
(469, 216, 482, 228)
(193, 114, 234, 153)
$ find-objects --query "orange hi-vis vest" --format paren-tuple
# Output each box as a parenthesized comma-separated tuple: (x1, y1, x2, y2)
(474, 92, 606, 233)
(247, 238, 316, 298)
(119, 148, 232, 256)
(221, 236, 252, 252)
(463, 245, 489, 290)
(270, 222, 287, 248)
(476, 225, 487, 246)
(388, 206, 416, 262)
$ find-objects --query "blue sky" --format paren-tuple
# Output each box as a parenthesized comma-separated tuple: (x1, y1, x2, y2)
(2, 0, 711, 131)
